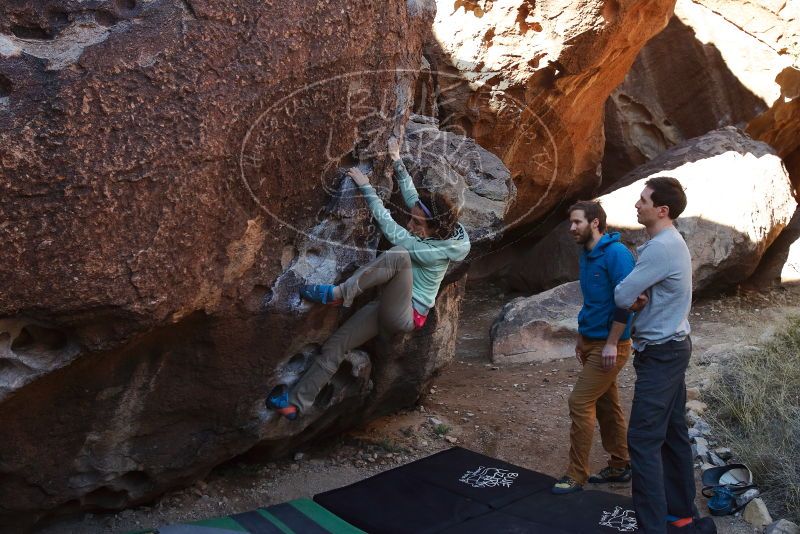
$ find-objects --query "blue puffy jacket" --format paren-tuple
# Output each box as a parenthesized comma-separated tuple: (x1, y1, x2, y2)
(578, 232, 635, 341)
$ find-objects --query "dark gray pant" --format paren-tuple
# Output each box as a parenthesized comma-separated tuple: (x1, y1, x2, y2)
(289, 247, 415, 413)
(628, 337, 696, 534)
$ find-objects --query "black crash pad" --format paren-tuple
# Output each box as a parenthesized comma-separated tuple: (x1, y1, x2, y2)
(436, 510, 574, 534)
(314, 469, 491, 534)
(314, 447, 557, 533)
(401, 446, 557, 508)
(502, 489, 639, 533)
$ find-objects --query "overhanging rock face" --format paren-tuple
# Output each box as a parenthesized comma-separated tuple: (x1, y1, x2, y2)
(0, 0, 523, 527)
(604, 0, 799, 183)
(425, 0, 677, 225)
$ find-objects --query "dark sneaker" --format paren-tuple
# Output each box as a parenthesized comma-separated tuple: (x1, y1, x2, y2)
(589, 465, 632, 483)
(551, 476, 583, 494)
(265, 384, 298, 420)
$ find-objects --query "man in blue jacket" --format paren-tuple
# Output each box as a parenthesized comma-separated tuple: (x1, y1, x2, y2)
(552, 201, 636, 494)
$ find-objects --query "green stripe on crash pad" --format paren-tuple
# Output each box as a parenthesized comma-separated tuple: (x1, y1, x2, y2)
(138, 498, 365, 534)
(232, 510, 287, 533)
(267, 502, 329, 533)
(287, 498, 366, 533)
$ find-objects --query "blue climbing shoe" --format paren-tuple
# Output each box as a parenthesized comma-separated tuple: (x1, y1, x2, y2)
(300, 284, 341, 305)
(265, 384, 298, 420)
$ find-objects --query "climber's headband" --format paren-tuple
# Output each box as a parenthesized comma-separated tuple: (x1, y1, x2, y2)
(416, 200, 433, 220)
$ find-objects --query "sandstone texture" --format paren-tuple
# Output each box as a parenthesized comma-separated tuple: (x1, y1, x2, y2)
(749, 206, 800, 288)
(401, 114, 516, 251)
(749, 66, 800, 193)
(491, 281, 581, 364)
(510, 127, 796, 293)
(744, 498, 774, 529)
(604, 0, 800, 183)
(425, 0, 676, 225)
(0, 0, 521, 527)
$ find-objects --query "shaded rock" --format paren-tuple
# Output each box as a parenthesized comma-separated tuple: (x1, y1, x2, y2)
(692, 443, 709, 461)
(506, 223, 580, 294)
(744, 498, 773, 528)
(400, 115, 516, 251)
(767, 519, 800, 534)
(510, 127, 796, 293)
(749, 67, 800, 191)
(713, 447, 732, 461)
(708, 452, 726, 467)
(685, 400, 707, 415)
(693, 418, 711, 436)
(0, 0, 464, 527)
(603, 0, 795, 182)
(686, 411, 702, 426)
(736, 488, 760, 509)
(698, 343, 760, 365)
(491, 281, 581, 364)
(425, 0, 676, 225)
(749, 204, 800, 289)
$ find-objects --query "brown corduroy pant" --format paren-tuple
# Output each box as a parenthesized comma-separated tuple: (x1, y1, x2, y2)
(565, 337, 632, 485)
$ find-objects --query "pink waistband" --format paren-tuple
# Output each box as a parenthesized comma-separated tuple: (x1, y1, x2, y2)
(413, 308, 428, 330)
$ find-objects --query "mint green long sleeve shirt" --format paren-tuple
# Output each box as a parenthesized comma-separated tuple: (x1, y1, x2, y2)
(357, 159, 471, 312)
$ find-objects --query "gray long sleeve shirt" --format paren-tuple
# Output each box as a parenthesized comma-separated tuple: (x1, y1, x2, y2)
(614, 226, 692, 352)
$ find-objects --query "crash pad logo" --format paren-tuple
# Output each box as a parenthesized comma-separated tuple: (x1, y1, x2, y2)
(599, 506, 638, 532)
(459, 466, 519, 488)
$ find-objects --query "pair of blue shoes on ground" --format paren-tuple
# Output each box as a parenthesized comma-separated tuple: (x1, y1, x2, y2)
(266, 285, 340, 420)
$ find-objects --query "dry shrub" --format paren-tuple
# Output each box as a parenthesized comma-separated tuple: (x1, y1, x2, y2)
(705, 316, 800, 523)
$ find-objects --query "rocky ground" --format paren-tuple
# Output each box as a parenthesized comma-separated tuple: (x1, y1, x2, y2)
(35, 281, 800, 534)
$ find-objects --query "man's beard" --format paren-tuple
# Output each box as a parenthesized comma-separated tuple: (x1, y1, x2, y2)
(574, 228, 592, 245)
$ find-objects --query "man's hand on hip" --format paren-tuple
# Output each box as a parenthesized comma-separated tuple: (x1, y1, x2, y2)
(602, 343, 617, 371)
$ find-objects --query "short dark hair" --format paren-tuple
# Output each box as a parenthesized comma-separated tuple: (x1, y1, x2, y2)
(645, 177, 687, 219)
(568, 200, 607, 232)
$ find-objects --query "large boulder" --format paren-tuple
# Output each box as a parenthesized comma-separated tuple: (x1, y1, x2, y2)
(401, 114, 516, 250)
(509, 127, 796, 293)
(748, 66, 800, 194)
(603, 0, 800, 183)
(425, 0, 677, 225)
(748, 206, 800, 288)
(0, 0, 518, 527)
(491, 281, 581, 364)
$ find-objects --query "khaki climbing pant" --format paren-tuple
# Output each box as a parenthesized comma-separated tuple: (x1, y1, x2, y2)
(565, 337, 631, 485)
(290, 246, 416, 413)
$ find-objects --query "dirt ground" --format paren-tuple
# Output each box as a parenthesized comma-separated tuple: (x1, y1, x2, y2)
(36, 282, 800, 534)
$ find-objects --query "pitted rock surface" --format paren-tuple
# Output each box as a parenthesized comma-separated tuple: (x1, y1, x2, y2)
(0, 0, 500, 527)
(425, 0, 676, 224)
(604, 0, 800, 183)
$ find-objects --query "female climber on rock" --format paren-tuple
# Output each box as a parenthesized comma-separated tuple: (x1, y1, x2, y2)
(266, 136, 471, 419)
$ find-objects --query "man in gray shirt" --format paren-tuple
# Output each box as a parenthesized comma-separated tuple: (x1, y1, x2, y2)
(614, 177, 695, 534)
